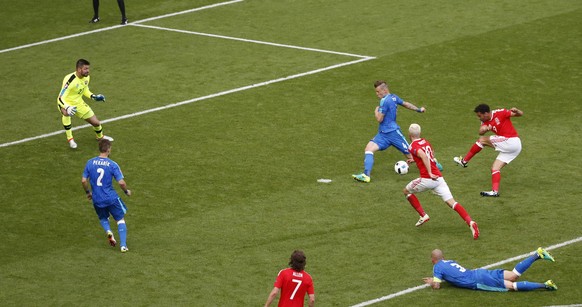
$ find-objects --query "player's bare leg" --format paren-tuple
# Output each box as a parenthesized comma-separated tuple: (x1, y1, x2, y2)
(478, 136, 493, 147)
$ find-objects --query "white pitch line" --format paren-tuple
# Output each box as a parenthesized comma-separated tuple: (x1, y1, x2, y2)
(135, 0, 244, 24)
(131, 23, 374, 59)
(0, 0, 375, 148)
(0, 0, 244, 54)
(0, 56, 374, 148)
(351, 236, 582, 307)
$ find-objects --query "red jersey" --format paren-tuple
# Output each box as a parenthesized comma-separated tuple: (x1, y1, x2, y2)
(482, 109, 519, 137)
(273, 268, 314, 307)
(409, 138, 442, 178)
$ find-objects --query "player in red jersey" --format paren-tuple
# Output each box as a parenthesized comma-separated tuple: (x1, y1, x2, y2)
(265, 250, 315, 307)
(404, 124, 479, 239)
(453, 104, 524, 197)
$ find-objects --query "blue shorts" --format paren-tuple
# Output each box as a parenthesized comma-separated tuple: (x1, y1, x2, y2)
(93, 198, 127, 221)
(474, 269, 508, 292)
(371, 129, 410, 154)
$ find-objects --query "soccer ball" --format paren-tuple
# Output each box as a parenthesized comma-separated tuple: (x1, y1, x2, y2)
(394, 161, 409, 175)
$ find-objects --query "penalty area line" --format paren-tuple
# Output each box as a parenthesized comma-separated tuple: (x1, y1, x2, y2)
(130, 23, 374, 59)
(0, 57, 374, 148)
(351, 236, 582, 307)
(0, 0, 244, 54)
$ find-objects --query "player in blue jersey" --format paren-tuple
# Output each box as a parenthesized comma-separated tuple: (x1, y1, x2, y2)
(82, 139, 132, 253)
(353, 80, 428, 183)
(423, 248, 558, 292)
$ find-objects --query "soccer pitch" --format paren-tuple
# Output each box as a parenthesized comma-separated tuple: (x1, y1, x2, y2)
(1, 0, 581, 305)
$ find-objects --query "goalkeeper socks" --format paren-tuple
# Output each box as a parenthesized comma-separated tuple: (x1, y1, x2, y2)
(464, 142, 483, 162)
(513, 254, 538, 276)
(514, 281, 545, 291)
(491, 170, 501, 192)
(117, 220, 127, 247)
(62, 116, 73, 140)
(363, 151, 374, 176)
(99, 218, 111, 232)
(406, 194, 426, 217)
(65, 125, 73, 140)
(93, 124, 104, 139)
(451, 202, 472, 225)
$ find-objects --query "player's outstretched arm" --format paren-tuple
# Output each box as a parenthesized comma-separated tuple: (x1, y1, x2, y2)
(91, 94, 106, 102)
(403, 101, 425, 113)
(423, 277, 441, 289)
(510, 107, 523, 117)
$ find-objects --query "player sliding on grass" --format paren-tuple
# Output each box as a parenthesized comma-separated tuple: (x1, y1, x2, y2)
(423, 247, 557, 292)
(453, 104, 523, 197)
(403, 124, 479, 240)
(352, 80, 430, 183)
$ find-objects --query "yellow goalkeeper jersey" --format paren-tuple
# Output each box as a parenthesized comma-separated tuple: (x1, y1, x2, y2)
(57, 72, 94, 108)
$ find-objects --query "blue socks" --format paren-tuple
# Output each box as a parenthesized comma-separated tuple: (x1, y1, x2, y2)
(99, 218, 111, 232)
(117, 220, 127, 247)
(364, 151, 374, 176)
(512, 254, 548, 291)
(515, 281, 545, 291)
(514, 254, 538, 275)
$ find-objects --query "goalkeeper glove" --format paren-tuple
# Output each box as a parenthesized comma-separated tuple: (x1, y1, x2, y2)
(65, 106, 77, 116)
(91, 94, 106, 101)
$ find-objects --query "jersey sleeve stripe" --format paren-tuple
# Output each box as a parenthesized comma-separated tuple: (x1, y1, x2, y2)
(58, 74, 76, 104)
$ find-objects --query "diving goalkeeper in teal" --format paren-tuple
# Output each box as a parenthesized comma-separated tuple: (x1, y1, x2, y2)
(82, 139, 132, 253)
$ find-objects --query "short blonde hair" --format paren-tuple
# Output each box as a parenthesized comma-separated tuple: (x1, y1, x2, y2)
(409, 123, 421, 137)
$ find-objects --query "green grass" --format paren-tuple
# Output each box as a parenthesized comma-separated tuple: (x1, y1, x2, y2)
(1, 0, 581, 306)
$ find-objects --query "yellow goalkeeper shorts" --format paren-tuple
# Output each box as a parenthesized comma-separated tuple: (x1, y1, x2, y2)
(57, 101, 95, 120)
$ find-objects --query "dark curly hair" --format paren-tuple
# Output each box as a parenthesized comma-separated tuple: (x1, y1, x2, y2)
(289, 250, 307, 272)
(474, 104, 490, 114)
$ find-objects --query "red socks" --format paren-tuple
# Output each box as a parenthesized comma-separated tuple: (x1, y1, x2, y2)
(406, 194, 426, 217)
(491, 169, 500, 192)
(452, 203, 472, 225)
(464, 142, 483, 162)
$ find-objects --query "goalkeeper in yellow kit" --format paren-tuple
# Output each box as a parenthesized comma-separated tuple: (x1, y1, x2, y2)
(57, 59, 113, 149)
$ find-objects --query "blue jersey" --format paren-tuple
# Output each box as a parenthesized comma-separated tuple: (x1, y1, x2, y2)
(83, 157, 124, 207)
(433, 260, 477, 289)
(378, 93, 404, 133)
